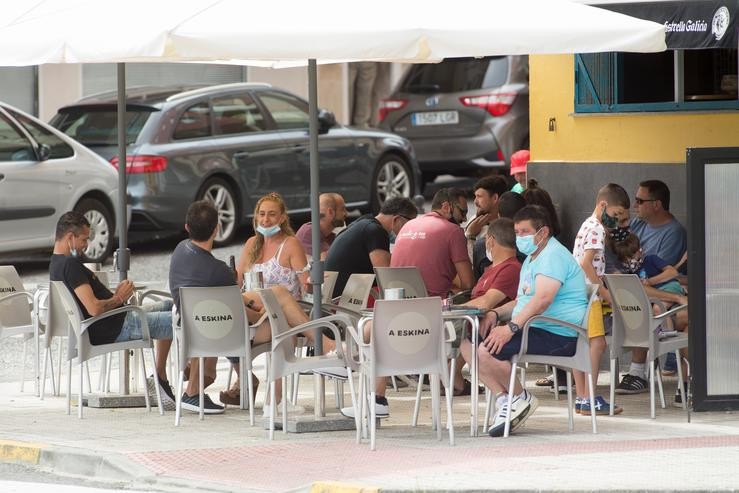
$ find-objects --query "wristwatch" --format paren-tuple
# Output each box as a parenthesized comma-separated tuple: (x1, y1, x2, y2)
(246, 299, 255, 309)
(507, 321, 521, 334)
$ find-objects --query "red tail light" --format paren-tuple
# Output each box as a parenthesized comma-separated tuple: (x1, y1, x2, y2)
(378, 99, 408, 123)
(110, 155, 168, 174)
(459, 89, 518, 117)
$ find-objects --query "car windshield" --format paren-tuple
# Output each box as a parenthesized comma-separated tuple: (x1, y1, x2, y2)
(51, 107, 154, 146)
(400, 57, 508, 93)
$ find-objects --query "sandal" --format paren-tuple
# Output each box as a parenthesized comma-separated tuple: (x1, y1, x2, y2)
(536, 376, 554, 387)
(219, 374, 259, 406)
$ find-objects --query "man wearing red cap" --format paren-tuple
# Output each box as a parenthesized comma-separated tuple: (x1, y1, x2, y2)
(510, 149, 530, 194)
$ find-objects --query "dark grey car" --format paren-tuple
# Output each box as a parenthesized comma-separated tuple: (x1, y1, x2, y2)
(50, 83, 421, 245)
(378, 56, 529, 183)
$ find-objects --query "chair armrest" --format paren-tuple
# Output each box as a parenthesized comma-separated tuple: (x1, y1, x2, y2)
(80, 305, 148, 336)
(450, 290, 471, 304)
(272, 316, 346, 352)
(444, 321, 456, 343)
(138, 289, 172, 304)
(518, 315, 587, 359)
(654, 303, 688, 321)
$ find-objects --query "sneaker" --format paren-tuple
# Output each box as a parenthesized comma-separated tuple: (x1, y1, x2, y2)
(180, 393, 225, 414)
(580, 395, 623, 416)
(574, 397, 585, 414)
(662, 352, 678, 376)
(146, 376, 176, 411)
(488, 390, 539, 437)
(341, 396, 389, 419)
(615, 374, 649, 394)
(673, 382, 688, 408)
(262, 401, 306, 417)
(313, 367, 349, 380)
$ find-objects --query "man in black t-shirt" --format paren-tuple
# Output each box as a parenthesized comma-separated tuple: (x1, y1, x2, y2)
(325, 197, 418, 297)
(50, 212, 174, 404)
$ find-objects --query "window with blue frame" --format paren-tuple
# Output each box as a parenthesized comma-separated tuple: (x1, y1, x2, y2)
(575, 49, 738, 113)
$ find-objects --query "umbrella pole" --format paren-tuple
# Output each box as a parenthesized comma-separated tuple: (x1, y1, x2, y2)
(116, 63, 130, 395)
(308, 59, 326, 418)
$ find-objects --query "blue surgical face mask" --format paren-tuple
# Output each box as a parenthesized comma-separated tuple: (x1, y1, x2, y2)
(516, 228, 543, 256)
(389, 231, 397, 244)
(68, 238, 78, 258)
(257, 224, 281, 237)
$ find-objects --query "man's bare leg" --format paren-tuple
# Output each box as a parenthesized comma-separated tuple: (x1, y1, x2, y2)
(155, 339, 171, 382)
(185, 357, 217, 397)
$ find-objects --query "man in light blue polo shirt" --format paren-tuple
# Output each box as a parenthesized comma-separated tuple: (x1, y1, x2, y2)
(459, 205, 588, 437)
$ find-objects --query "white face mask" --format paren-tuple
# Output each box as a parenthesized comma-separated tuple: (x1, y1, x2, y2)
(485, 249, 494, 262)
(68, 237, 78, 258)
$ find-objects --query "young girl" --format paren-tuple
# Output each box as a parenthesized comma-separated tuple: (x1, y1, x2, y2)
(611, 231, 685, 298)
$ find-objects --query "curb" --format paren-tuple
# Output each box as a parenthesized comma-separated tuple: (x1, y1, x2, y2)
(311, 481, 379, 493)
(0, 439, 45, 465)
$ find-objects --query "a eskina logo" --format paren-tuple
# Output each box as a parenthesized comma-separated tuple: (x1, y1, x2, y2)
(615, 289, 645, 329)
(0, 286, 17, 293)
(619, 305, 642, 312)
(386, 312, 432, 355)
(712, 6, 730, 40)
(192, 300, 234, 339)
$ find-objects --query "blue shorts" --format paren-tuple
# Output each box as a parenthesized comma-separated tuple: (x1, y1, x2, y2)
(115, 300, 173, 343)
(482, 326, 578, 361)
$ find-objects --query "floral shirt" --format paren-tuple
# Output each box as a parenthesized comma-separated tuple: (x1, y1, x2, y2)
(572, 215, 606, 277)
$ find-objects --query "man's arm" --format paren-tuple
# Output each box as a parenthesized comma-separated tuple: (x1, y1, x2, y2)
(369, 249, 391, 268)
(465, 288, 506, 311)
(454, 260, 474, 291)
(74, 280, 134, 317)
(483, 275, 560, 355)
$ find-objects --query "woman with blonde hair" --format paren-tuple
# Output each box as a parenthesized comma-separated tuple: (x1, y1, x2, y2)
(236, 192, 308, 299)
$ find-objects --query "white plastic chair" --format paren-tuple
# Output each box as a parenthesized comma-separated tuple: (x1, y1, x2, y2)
(374, 266, 428, 299)
(50, 281, 163, 418)
(349, 297, 455, 450)
(0, 266, 40, 393)
(604, 274, 689, 419)
(503, 283, 601, 437)
(174, 285, 259, 425)
(258, 287, 358, 440)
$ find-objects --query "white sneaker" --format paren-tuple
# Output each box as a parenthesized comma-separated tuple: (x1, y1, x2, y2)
(487, 390, 538, 437)
(340, 398, 389, 419)
(262, 401, 305, 417)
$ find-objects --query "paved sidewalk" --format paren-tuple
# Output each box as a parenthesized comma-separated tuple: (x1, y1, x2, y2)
(1, 361, 739, 492)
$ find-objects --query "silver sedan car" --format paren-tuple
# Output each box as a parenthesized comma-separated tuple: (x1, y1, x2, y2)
(0, 102, 119, 263)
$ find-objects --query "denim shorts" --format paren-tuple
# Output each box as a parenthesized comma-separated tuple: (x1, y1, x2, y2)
(484, 326, 578, 361)
(115, 299, 173, 343)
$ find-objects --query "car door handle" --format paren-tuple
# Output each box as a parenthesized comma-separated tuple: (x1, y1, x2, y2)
(0, 173, 4, 182)
(233, 151, 251, 160)
(65, 170, 76, 175)
(292, 144, 307, 153)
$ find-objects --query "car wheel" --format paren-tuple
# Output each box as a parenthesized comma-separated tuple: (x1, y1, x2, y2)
(197, 177, 239, 246)
(74, 198, 113, 264)
(371, 155, 413, 212)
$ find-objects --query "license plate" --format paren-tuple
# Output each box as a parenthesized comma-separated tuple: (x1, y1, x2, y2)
(411, 111, 459, 126)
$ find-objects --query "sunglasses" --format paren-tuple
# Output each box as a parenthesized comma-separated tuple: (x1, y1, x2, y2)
(634, 197, 657, 205)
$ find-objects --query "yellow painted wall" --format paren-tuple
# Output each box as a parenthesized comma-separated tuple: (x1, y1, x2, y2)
(530, 54, 739, 164)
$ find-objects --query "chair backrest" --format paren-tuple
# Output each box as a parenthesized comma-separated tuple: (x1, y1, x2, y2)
(336, 273, 375, 311)
(322, 271, 339, 304)
(178, 286, 248, 360)
(604, 274, 655, 349)
(257, 287, 297, 365)
(43, 282, 74, 348)
(516, 283, 599, 374)
(0, 265, 32, 329)
(50, 281, 87, 361)
(374, 266, 428, 299)
(370, 297, 446, 384)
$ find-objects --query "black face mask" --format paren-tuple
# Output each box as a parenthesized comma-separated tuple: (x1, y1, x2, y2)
(609, 226, 630, 242)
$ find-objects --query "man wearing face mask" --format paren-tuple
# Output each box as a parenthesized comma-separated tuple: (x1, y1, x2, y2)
(459, 205, 588, 437)
(390, 187, 474, 297)
(49, 211, 174, 404)
(295, 193, 347, 260)
(325, 196, 417, 298)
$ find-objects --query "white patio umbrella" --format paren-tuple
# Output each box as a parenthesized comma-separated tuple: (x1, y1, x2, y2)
(1, 0, 665, 341)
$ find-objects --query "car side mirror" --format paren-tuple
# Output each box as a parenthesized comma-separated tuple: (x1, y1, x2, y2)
(36, 143, 51, 161)
(318, 109, 336, 134)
